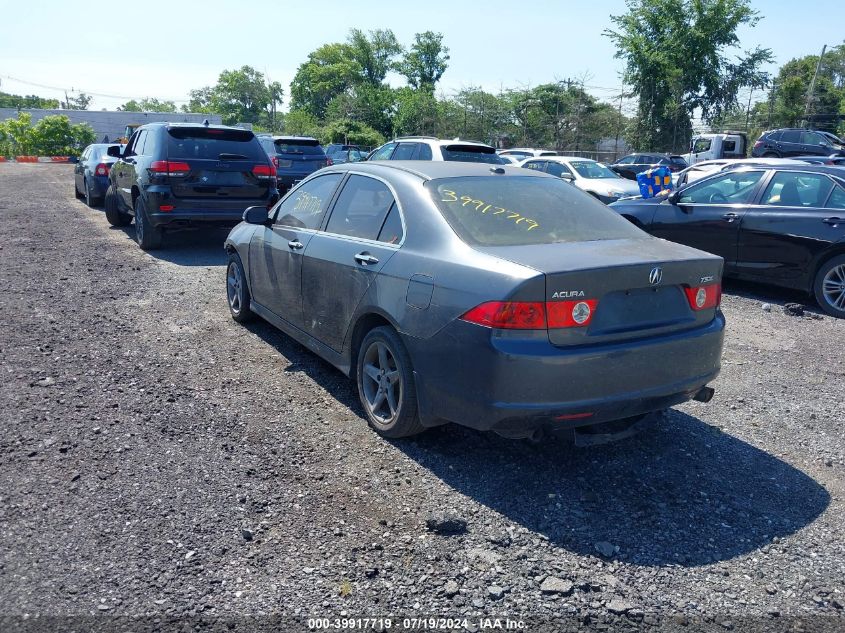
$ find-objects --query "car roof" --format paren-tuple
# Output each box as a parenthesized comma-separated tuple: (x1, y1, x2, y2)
(393, 137, 495, 149)
(328, 160, 551, 181)
(731, 164, 845, 178)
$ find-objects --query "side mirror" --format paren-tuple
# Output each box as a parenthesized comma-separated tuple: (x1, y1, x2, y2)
(668, 190, 682, 205)
(560, 172, 575, 180)
(106, 146, 122, 158)
(243, 205, 269, 225)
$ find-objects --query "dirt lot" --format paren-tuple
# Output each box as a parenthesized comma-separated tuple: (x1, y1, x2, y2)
(0, 163, 843, 632)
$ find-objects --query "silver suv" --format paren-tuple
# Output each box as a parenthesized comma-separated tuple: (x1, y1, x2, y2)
(368, 136, 506, 164)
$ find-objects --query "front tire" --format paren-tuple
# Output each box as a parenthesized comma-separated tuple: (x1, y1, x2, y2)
(104, 185, 131, 226)
(226, 253, 253, 323)
(356, 326, 424, 438)
(814, 255, 845, 318)
(134, 197, 163, 251)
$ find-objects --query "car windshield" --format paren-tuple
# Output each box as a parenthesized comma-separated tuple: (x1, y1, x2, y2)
(167, 128, 265, 160)
(426, 176, 642, 246)
(274, 140, 323, 155)
(569, 161, 618, 179)
(441, 145, 507, 164)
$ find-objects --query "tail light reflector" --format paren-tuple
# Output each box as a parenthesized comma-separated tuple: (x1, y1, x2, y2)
(684, 283, 721, 310)
(753, 141, 763, 150)
(460, 300, 599, 330)
(94, 163, 110, 176)
(149, 160, 191, 176)
(325, 157, 333, 166)
(253, 164, 277, 178)
(272, 156, 279, 168)
(159, 205, 174, 212)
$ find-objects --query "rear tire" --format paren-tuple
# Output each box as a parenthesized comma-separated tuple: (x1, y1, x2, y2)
(226, 252, 253, 323)
(83, 179, 99, 207)
(104, 185, 131, 226)
(356, 326, 425, 438)
(134, 197, 163, 251)
(814, 254, 845, 318)
(74, 179, 83, 199)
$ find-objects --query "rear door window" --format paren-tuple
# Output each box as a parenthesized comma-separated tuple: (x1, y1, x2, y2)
(826, 185, 845, 209)
(377, 204, 404, 244)
(325, 175, 395, 240)
(522, 160, 546, 172)
(391, 143, 419, 160)
(545, 162, 572, 177)
(166, 127, 265, 160)
(417, 144, 432, 160)
(426, 176, 641, 246)
(781, 130, 801, 144)
(274, 174, 342, 230)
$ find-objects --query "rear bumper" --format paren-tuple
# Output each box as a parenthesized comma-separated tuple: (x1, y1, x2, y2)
(141, 189, 276, 228)
(406, 313, 725, 438)
(91, 175, 110, 196)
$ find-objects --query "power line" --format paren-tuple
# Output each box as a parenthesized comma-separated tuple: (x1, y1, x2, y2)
(0, 74, 191, 103)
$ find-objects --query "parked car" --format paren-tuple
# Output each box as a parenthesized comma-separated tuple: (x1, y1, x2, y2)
(751, 128, 845, 158)
(257, 135, 331, 193)
(610, 165, 845, 317)
(610, 153, 688, 180)
(498, 155, 523, 165)
(74, 143, 123, 207)
(520, 155, 640, 203)
(675, 158, 807, 188)
(328, 147, 367, 164)
(224, 161, 724, 441)
(368, 137, 507, 164)
(498, 147, 558, 160)
(104, 122, 278, 250)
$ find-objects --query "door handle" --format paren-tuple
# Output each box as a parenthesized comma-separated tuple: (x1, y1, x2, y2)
(287, 239, 304, 250)
(354, 252, 379, 265)
(722, 212, 739, 222)
(823, 217, 841, 226)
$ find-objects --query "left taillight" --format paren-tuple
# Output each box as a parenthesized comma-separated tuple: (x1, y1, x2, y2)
(325, 157, 333, 166)
(460, 299, 599, 330)
(253, 164, 277, 178)
(149, 160, 191, 177)
(94, 163, 110, 176)
(684, 283, 721, 311)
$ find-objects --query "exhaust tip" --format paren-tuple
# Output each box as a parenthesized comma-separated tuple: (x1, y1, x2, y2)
(693, 386, 715, 403)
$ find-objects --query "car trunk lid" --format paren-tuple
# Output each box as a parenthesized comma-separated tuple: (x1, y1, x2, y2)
(476, 238, 723, 345)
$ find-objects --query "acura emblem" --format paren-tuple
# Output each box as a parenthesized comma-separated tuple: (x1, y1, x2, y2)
(649, 267, 663, 285)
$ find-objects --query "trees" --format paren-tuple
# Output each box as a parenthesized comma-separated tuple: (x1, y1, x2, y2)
(118, 98, 177, 112)
(290, 43, 362, 119)
(399, 31, 450, 90)
(63, 92, 92, 110)
(0, 92, 60, 109)
(606, 0, 772, 151)
(0, 112, 95, 156)
(186, 66, 284, 128)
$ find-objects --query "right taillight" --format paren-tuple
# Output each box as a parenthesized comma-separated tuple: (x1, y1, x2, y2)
(272, 156, 279, 168)
(460, 300, 599, 330)
(684, 283, 721, 310)
(94, 163, 110, 176)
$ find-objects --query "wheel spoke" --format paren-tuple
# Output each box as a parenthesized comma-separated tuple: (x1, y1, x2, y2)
(386, 370, 400, 385)
(371, 389, 386, 412)
(386, 385, 398, 416)
(377, 343, 389, 371)
(363, 363, 381, 382)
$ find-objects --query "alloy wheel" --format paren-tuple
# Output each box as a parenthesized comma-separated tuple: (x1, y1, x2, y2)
(822, 263, 845, 312)
(361, 341, 402, 426)
(227, 262, 242, 314)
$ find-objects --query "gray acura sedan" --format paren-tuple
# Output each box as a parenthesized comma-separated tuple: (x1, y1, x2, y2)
(224, 162, 725, 440)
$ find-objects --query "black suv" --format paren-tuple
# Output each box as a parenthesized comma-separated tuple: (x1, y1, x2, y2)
(257, 135, 331, 193)
(609, 153, 688, 180)
(104, 123, 278, 250)
(751, 128, 845, 158)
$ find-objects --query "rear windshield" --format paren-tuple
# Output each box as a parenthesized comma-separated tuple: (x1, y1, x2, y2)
(167, 128, 265, 160)
(274, 139, 324, 155)
(442, 145, 506, 164)
(426, 176, 642, 246)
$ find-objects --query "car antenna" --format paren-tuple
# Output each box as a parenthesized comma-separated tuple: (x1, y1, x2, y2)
(203, 119, 210, 127)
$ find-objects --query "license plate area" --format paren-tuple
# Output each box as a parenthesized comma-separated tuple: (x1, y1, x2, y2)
(197, 171, 245, 186)
(277, 159, 292, 168)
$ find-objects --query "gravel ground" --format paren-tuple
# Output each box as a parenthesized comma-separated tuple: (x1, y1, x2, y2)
(1, 163, 843, 632)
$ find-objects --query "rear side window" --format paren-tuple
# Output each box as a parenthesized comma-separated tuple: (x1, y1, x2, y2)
(766, 131, 782, 141)
(325, 175, 395, 240)
(441, 145, 506, 164)
(417, 144, 432, 160)
(781, 130, 801, 143)
(166, 127, 266, 160)
(670, 156, 688, 166)
(545, 162, 572, 177)
(391, 143, 419, 160)
(426, 176, 642, 246)
(377, 204, 404, 244)
(275, 174, 342, 230)
(826, 185, 845, 209)
(523, 161, 546, 172)
(761, 172, 834, 207)
(274, 139, 323, 155)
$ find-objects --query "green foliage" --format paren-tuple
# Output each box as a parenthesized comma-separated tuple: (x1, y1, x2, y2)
(0, 112, 95, 156)
(290, 43, 363, 119)
(399, 31, 450, 90)
(323, 119, 384, 147)
(606, 0, 772, 151)
(0, 91, 60, 109)
(186, 66, 284, 128)
(347, 29, 403, 85)
(283, 109, 323, 138)
(118, 98, 177, 112)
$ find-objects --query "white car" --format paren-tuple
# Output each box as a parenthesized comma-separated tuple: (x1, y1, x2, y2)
(674, 157, 809, 188)
(519, 155, 641, 203)
(368, 137, 506, 164)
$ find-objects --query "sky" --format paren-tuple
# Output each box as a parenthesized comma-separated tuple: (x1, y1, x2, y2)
(1, 0, 843, 112)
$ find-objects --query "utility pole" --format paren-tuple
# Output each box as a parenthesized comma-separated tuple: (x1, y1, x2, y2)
(744, 86, 754, 132)
(767, 80, 776, 129)
(803, 44, 827, 127)
(613, 86, 624, 162)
